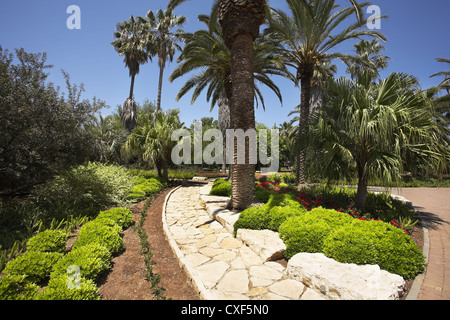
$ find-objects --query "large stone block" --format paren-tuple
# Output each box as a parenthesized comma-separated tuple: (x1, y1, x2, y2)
(236, 229, 286, 261)
(286, 252, 405, 300)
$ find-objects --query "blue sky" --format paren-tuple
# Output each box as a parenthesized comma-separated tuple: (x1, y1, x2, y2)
(0, 0, 449, 128)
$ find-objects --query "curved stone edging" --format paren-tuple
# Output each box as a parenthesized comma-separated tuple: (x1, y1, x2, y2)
(161, 185, 209, 300)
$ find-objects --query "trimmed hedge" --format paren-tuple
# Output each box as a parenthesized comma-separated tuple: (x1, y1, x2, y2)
(0, 275, 39, 300)
(96, 208, 134, 229)
(73, 220, 124, 255)
(279, 210, 425, 279)
(323, 220, 425, 279)
(2, 251, 63, 283)
(26, 229, 67, 253)
(51, 243, 111, 281)
(233, 194, 307, 236)
(209, 179, 231, 197)
(37, 274, 101, 300)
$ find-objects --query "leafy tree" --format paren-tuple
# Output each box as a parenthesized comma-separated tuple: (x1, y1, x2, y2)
(267, 0, 387, 186)
(111, 16, 149, 132)
(0, 46, 104, 195)
(307, 72, 447, 209)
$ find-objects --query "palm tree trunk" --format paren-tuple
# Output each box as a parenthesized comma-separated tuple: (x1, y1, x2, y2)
(228, 32, 257, 210)
(129, 74, 136, 100)
(355, 163, 368, 209)
(219, 0, 265, 210)
(157, 60, 165, 111)
(296, 67, 313, 188)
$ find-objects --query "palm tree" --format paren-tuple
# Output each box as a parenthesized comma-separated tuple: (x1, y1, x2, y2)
(307, 72, 446, 209)
(112, 16, 149, 131)
(218, 0, 266, 210)
(122, 109, 183, 181)
(140, 7, 186, 111)
(267, 0, 387, 187)
(170, 13, 288, 173)
(346, 39, 390, 81)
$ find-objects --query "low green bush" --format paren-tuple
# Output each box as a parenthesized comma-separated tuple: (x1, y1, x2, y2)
(96, 208, 134, 229)
(73, 221, 124, 255)
(210, 179, 231, 197)
(322, 226, 380, 265)
(0, 275, 39, 300)
(233, 194, 307, 236)
(127, 178, 166, 201)
(26, 229, 67, 253)
(37, 274, 101, 300)
(51, 243, 111, 281)
(278, 209, 425, 279)
(2, 251, 63, 283)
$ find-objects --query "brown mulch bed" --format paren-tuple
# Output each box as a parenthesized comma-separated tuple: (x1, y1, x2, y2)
(98, 188, 200, 300)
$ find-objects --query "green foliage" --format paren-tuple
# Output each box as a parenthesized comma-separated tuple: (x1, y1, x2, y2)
(37, 274, 101, 300)
(0, 275, 39, 300)
(127, 177, 166, 201)
(96, 208, 134, 229)
(52, 243, 111, 281)
(0, 46, 104, 194)
(233, 194, 307, 236)
(26, 230, 67, 253)
(279, 208, 353, 259)
(209, 179, 231, 197)
(3, 251, 63, 283)
(73, 221, 124, 255)
(278, 209, 425, 278)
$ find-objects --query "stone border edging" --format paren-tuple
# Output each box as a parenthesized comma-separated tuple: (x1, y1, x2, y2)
(161, 185, 209, 300)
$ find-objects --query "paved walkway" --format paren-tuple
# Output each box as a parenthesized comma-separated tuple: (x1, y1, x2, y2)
(162, 183, 327, 300)
(387, 188, 450, 300)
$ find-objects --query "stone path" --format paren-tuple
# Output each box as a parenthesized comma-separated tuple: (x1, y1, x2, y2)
(162, 183, 327, 300)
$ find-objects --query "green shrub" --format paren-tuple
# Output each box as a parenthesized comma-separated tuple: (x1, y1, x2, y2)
(279, 216, 333, 259)
(127, 186, 147, 201)
(26, 229, 67, 253)
(127, 178, 165, 201)
(73, 221, 124, 255)
(51, 243, 111, 281)
(322, 226, 380, 265)
(233, 194, 307, 236)
(37, 274, 101, 300)
(233, 206, 271, 236)
(96, 208, 134, 229)
(0, 275, 39, 300)
(210, 180, 231, 197)
(323, 220, 425, 278)
(255, 186, 274, 202)
(369, 220, 425, 278)
(3, 251, 63, 283)
(279, 208, 354, 259)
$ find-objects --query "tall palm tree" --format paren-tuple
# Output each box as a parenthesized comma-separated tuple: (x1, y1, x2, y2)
(267, 0, 387, 187)
(307, 72, 446, 209)
(218, 0, 266, 210)
(112, 16, 149, 131)
(170, 13, 289, 173)
(140, 7, 186, 111)
(346, 39, 390, 81)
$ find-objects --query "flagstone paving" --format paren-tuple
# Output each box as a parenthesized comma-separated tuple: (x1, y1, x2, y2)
(162, 183, 328, 300)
